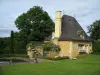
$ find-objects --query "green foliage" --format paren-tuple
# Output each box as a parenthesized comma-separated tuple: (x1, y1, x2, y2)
(13, 6, 54, 54)
(0, 37, 10, 53)
(0, 54, 27, 58)
(27, 41, 43, 47)
(0, 6, 54, 54)
(43, 42, 52, 51)
(0, 38, 6, 50)
(0, 58, 26, 62)
(92, 41, 100, 52)
(1, 54, 100, 75)
(26, 41, 44, 50)
(15, 6, 54, 41)
(43, 56, 69, 60)
(14, 31, 27, 50)
(43, 42, 61, 52)
(87, 20, 100, 40)
(10, 30, 14, 53)
(0, 32, 27, 54)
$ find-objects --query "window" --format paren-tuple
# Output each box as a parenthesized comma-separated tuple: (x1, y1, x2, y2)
(77, 30, 84, 39)
(78, 44, 84, 50)
(78, 44, 86, 52)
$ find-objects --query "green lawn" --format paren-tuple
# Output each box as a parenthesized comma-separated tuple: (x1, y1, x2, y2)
(0, 54, 100, 75)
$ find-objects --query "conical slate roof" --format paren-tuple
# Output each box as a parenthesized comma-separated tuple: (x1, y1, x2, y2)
(45, 15, 91, 42)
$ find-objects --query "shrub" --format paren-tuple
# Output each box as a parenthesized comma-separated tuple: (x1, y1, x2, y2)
(0, 54, 28, 58)
(93, 41, 100, 52)
(43, 42, 61, 57)
(43, 43, 52, 51)
(43, 56, 69, 60)
(43, 42, 61, 52)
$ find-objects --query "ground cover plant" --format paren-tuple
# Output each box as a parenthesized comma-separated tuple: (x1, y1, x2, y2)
(0, 54, 100, 75)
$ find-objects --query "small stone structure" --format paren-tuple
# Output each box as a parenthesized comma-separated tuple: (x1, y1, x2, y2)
(27, 45, 38, 63)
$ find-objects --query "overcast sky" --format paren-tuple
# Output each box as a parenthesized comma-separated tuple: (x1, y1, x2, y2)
(0, 0, 100, 37)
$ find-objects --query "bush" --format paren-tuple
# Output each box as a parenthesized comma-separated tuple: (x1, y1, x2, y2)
(26, 41, 44, 48)
(0, 58, 27, 62)
(43, 42, 61, 52)
(0, 49, 10, 54)
(43, 43, 52, 51)
(14, 49, 27, 54)
(0, 49, 27, 54)
(0, 54, 28, 58)
(43, 42, 61, 57)
(93, 41, 100, 52)
(43, 56, 69, 60)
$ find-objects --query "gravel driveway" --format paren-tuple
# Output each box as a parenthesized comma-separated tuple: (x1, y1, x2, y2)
(0, 61, 9, 66)
(0, 57, 54, 66)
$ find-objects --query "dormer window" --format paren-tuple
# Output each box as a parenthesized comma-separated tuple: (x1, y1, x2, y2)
(77, 30, 84, 39)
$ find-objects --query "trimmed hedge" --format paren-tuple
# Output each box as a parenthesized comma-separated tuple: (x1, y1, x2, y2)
(0, 49, 27, 54)
(0, 54, 28, 58)
(0, 58, 26, 62)
(14, 49, 27, 54)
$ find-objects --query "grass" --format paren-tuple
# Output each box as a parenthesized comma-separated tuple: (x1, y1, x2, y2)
(0, 54, 100, 75)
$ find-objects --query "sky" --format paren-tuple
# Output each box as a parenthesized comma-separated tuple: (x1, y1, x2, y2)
(0, 0, 100, 37)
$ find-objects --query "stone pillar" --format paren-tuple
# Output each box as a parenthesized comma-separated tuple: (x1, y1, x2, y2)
(69, 42, 73, 59)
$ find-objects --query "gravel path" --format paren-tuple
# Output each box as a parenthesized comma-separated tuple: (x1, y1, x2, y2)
(0, 57, 54, 66)
(0, 61, 9, 66)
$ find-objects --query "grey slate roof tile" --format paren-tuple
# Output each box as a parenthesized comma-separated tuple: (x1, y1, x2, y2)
(45, 15, 91, 42)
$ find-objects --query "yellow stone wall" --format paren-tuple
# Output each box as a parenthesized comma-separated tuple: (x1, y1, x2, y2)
(27, 41, 92, 58)
(52, 37, 92, 57)
(58, 41, 70, 57)
(71, 42, 79, 57)
(71, 41, 92, 57)
(44, 40, 92, 58)
(88, 43, 93, 53)
(44, 41, 70, 57)
(57, 41, 92, 57)
(47, 51, 59, 58)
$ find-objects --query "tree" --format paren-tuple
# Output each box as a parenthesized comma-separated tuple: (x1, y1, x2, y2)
(0, 37, 10, 53)
(14, 31, 27, 49)
(14, 31, 27, 54)
(0, 38, 6, 50)
(87, 20, 100, 40)
(10, 30, 14, 53)
(15, 6, 54, 42)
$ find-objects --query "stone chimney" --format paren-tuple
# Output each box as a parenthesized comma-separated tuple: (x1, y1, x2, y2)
(55, 11, 62, 38)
